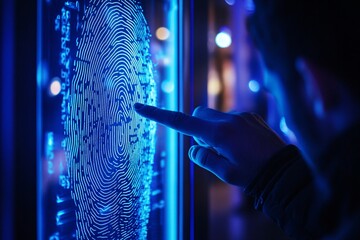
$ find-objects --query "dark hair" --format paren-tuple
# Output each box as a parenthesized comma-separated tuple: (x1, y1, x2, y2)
(246, 0, 359, 101)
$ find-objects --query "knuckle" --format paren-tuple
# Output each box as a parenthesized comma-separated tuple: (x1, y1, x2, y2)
(210, 121, 232, 146)
(198, 149, 209, 166)
(192, 147, 208, 166)
(217, 121, 233, 135)
(210, 124, 221, 145)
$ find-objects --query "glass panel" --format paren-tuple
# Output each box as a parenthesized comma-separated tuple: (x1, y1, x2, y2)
(206, 1, 292, 239)
(37, 0, 179, 239)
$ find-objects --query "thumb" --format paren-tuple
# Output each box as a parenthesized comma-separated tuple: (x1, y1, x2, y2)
(188, 145, 230, 181)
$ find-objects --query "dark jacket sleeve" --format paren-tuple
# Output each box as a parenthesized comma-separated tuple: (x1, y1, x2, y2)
(244, 145, 334, 239)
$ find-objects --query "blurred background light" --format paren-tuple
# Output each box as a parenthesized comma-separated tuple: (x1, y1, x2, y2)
(245, 0, 255, 12)
(156, 27, 170, 41)
(161, 80, 174, 93)
(280, 117, 297, 143)
(49, 78, 61, 96)
(248, 80, 260, 93)
(161, 56, 171, 66)
(208, 76, 222, 96)
(215, 29, 232, 48)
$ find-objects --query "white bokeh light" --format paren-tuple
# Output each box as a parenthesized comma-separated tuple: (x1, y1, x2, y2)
(215, 30, 232, 48)
(50, 79, 61, 96)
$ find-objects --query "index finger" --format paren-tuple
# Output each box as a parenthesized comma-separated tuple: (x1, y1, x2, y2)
(134, 103, 211, 139)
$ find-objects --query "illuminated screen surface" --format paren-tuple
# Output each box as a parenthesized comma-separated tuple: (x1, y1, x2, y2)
(37, 0, 178, 239)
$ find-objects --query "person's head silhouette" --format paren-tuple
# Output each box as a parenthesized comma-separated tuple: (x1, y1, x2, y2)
(246, 0, 360, 161)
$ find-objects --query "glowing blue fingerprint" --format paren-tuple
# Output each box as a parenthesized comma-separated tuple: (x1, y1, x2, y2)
(62, 0, 156, 239)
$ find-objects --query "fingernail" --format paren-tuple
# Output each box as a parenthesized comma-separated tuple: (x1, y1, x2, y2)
(188, 146, 197, 160)
(134, 103, 145, 111)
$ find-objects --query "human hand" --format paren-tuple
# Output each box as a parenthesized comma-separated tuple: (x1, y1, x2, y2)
(134, 103, 287, 188)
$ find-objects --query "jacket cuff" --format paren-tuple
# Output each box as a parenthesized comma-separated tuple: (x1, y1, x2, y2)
(244, 144, 303, 210)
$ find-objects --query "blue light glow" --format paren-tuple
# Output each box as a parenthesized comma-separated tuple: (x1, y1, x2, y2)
(248, 80, 260, 92)
(161, 80, 175, 93)
(62, 1, 156, 238)
(46, 132, 54, 174)
(280, 117, 297, 143)
(245, 0, 255, 12)
(36, 0, 43, 237)
(215, 30, 232, 48)
(165, 2, 179, 240)
(2, 0, 14, 239)
(38, 0, 178, 239)
(179, 1, 185, 238)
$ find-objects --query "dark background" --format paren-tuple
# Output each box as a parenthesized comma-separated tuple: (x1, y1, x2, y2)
(1, 0, 37, 239)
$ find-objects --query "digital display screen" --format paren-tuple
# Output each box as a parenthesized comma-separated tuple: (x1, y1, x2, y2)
(37, 0, 178, 239)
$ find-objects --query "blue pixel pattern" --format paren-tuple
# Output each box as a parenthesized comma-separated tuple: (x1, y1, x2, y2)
(62, 0, 157, 239)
